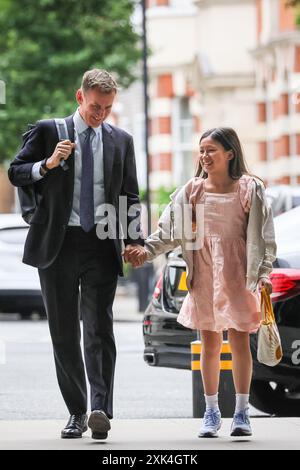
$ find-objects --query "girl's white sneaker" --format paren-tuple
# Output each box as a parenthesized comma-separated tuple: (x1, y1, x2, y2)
(198, 409, 222, 438)
(230, 408, 252, 437)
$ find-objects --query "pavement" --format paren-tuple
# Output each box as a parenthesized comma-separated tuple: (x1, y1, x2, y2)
(113, 284, 144, 322)
(1, 285, 300, 451)
(0, 417, 300, 450)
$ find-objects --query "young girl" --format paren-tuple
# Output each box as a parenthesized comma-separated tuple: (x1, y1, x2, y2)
(125, 127, 276, 438)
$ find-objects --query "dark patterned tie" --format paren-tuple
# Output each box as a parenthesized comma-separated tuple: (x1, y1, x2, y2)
(80, 127, 94, 232)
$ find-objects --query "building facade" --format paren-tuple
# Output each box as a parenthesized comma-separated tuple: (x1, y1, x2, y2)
(144, 0, 300, 189)
(5, 0, 300, 214)
(146, 0, 259, 189)
(147, 0, 198, 189)
(252, 0, 300, 184)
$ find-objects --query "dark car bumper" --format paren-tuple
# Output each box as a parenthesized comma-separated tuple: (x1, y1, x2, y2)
(250, 334, 300, 389)
(143, 303, 197, 369)
(144, 345, 192, 369)
(0, 289, 45, 315)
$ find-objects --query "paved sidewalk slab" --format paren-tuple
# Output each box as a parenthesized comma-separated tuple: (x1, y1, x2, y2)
(0, 418, 299, 450)
(113, 291, 143, 322)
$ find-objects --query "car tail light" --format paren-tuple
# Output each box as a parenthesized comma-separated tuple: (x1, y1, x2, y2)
(143, 318, 153, 335)
(153, 273, 163, 300)
(270, 269, 300, 302)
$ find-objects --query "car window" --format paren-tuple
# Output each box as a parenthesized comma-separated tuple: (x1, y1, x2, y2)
(274, 207, 300, 268)
(292, 196, 300, 208)
(0, 227, 28, 245)
(274, 255, 300, 269)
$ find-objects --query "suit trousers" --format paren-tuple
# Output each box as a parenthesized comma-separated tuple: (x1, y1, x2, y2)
(38, 226, 119, 419)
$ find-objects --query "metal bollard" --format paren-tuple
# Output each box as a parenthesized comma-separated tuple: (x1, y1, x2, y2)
(191, 339, 235, 418)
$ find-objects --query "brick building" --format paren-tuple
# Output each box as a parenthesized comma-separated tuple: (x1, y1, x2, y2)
(143, 0, 300, 189)
(3, 0, 300, 214)
(146, 0, 259, 189)
(146, 0, 198, 189)
(252, 0, 300, 184)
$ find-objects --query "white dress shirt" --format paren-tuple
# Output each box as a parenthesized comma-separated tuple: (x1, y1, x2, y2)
(31, 109, 106, 226)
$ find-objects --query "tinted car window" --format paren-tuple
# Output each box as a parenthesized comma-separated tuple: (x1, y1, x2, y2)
(274, 256, 300, 269)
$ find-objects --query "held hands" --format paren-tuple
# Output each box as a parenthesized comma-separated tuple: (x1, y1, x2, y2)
(46, 140, 75, 170)
(258, 277, 273, 295)
(123, 244, 147, 268)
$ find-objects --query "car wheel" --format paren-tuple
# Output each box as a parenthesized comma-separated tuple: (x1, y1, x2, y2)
(250, 380, 300, 416)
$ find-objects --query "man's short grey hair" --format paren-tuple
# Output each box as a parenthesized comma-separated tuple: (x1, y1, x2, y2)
(81, 69, 118, 94)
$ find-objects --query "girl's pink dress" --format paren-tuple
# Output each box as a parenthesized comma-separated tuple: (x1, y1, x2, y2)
(177, 175, 261, 333)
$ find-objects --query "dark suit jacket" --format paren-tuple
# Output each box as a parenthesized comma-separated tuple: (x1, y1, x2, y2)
(8, 114, 144, 275)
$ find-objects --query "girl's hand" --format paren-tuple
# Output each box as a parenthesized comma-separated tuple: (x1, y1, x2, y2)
(258, 277, 273, 295)
(122, 245, 147, 268)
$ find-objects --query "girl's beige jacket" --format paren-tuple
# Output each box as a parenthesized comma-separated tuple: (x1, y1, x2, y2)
(144, 177, 277, 292)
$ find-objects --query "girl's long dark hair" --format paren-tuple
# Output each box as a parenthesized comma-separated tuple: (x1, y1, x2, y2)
(195, 127, 250, 180)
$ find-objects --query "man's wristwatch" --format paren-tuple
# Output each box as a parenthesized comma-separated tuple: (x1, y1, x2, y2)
(40, 158, 49, 176)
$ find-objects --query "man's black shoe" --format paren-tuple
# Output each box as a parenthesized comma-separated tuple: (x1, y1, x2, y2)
(61, 414, 88, 439)
(91, 431, 108, 440)
(88, 410, 111, 440)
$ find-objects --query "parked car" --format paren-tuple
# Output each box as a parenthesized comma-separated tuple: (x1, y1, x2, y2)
(143, 206, 300, 416)
(266, 184, 300, 216)
(0, 214, 45, 318)
(143, 248, 195, 369)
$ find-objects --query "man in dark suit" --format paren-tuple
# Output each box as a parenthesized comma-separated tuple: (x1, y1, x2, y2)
(8, 69, 145, 440)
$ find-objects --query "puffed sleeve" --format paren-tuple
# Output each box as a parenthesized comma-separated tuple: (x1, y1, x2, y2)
(185, 177, 205, 234)
(239, 175, 255, 213)
(185, 177, 205, 205)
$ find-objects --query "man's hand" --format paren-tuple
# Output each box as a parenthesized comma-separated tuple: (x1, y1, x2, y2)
(123, 244, 147, 268)
(46, 140, 75, 170)
(258, 277, 273, 295)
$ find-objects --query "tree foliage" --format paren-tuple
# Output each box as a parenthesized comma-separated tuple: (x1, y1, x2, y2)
(0, 0, 141, 163)
(285, 1, 300, 13)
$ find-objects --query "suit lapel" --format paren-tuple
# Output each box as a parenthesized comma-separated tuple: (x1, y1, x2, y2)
(102, 122, 115, 200)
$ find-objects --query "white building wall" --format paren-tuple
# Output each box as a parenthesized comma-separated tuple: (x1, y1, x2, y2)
(201, 86, 258, 168)
(148, 13, 197, 70)
(117, 80, 147, 189)
(196, 0, 257, 75)
(117, 0, 261, 190)
(194, 0, 259, 169)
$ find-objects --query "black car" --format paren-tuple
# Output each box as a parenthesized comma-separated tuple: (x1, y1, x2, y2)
(143, 249, 196, 369)
(143, 206, 300, 416)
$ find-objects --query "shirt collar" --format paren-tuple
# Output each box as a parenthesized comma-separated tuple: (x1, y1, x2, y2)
(74, 108, 102, 137)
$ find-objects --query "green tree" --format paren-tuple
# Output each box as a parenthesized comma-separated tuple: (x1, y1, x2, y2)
(153, 186, 177, 208)
(285, 1, 300, 19)
(0, 0, 141, 163)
